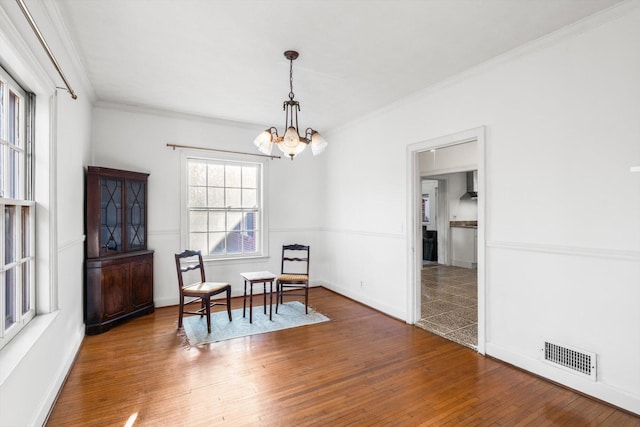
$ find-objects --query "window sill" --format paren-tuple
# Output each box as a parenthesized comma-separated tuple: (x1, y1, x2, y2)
(0, 311, 59, 386)
(202, 254, 271, 266)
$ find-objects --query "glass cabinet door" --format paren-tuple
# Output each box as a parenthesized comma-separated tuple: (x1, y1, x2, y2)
(100, 178, 123, 254)
(126, 179, 146, 251)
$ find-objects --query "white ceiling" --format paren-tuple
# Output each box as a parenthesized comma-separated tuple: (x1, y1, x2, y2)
(55, 0, 622, 131)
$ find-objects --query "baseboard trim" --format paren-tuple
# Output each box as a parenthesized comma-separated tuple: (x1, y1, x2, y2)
(486, 342, 640, 415)
(36, 323, 84, 427)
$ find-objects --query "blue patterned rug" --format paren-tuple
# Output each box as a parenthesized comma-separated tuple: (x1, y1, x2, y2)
(181, 301, 330, 346)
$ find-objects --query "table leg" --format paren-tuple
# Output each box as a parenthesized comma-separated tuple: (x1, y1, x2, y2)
(269, 280, 273, 321)
(243, 280, 247, 318)
(249, 282, 253, 323)
(263, 283, 267, 315)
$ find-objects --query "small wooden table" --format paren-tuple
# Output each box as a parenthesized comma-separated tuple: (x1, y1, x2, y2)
(240, 271, 277, 323)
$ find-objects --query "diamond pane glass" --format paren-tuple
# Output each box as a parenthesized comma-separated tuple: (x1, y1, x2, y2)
(100, 179, 122, 253)
(126, 180, 146, 250)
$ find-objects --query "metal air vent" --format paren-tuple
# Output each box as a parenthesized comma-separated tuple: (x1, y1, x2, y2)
(543, 341, 597, 381)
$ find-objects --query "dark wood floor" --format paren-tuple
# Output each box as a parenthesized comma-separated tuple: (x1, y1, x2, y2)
(47, 288, 639, 426)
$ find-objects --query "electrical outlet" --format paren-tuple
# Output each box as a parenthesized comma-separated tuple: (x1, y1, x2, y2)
(360, 281, 364, 287)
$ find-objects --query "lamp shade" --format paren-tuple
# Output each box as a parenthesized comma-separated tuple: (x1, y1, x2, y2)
(253, 130, 273, 155)
(310, 132, 328, 156)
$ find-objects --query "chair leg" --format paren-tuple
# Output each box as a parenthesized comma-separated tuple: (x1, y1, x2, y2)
(275, 281, 280, 314)
(204, 295, 211, 333)
(226, 289, 232, 321)
(305, 284, 309, 314)
(178, 295, 184, 328)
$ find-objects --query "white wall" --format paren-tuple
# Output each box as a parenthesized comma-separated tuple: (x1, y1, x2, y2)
(0, 0, 92, 425)
(91, 106, 327, 307)
(322, 2, 640, 414)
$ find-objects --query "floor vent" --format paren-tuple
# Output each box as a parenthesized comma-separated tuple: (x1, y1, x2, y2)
(543, 341, 597, 381)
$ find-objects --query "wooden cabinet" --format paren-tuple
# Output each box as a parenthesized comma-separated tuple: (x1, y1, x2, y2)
(85, 166, 154, 335)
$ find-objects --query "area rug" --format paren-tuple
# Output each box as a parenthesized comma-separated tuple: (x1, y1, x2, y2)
(181, 301, 330, 346)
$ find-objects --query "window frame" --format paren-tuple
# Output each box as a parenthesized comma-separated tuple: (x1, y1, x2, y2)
(181, 151, 269, 261)
(0, 64, 36, 350)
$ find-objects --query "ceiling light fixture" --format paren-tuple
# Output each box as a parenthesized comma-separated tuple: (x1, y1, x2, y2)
(253, 50, 328, 160)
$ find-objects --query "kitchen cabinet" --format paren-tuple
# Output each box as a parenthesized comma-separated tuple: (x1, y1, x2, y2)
(85, 166, 154, 335)
(451, 226, 477, 269)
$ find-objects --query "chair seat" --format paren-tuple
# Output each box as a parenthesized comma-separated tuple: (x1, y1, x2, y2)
(278, 274, 308, 283)
(183, 281, 230, 295)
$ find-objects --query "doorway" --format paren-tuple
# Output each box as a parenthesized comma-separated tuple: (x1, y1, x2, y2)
(406, 127, 485, 354)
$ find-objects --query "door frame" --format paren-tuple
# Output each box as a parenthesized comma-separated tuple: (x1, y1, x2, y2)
(406, 126, 486, 354)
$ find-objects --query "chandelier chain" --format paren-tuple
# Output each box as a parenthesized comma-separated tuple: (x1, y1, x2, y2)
(288, 57, 295, 100)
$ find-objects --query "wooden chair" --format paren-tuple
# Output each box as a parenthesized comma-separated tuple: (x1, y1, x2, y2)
(276, 244, 310, 314)
(174, 250, 232, 333)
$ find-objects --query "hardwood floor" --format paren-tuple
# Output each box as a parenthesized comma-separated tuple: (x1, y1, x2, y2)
(47, 288, 639, 426)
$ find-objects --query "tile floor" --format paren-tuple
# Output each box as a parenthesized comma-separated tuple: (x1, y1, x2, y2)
(416, 264, 478, 349)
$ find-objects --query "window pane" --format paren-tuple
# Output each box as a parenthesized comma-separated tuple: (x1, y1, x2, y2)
(189, 186, 206, 207)
(226, 232, 242, 254)
(242, 166, 257, 188)
(207, 187, 224, 207)
(189, 232, 207, 254)
(207, 163, 224, 187)
(242, 189, 257, 208)
(226, 165, 241, 188)
(5, 205, 16, 264)
(189, 211, 207, 232)
(0, 81, 4, 136)
(188, 161, 206, 186)
(227, 211, 242, 231)
(226, 188, 241, 207)
(208, 232, 225, 255)
(9, 91, 19, 146)
(22, 262, 30, 315)
(244, 212, 258, 231)
(8, 147, 19, 199)
(0, 145, 5, 198)
(5, 268, 16, 330)
(208, 211, 225, 232)
(21, 206, 29, 258)
(243, 231, 257, 253)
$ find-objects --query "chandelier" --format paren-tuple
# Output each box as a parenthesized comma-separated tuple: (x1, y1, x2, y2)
(253, 50, 328, 160)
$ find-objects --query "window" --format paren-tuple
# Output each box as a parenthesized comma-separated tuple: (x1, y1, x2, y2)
(0, 65, 35, 350)
(185, 156, 264, 259)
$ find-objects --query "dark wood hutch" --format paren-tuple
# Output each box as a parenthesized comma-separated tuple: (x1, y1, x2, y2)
(84, 166, 154, 335)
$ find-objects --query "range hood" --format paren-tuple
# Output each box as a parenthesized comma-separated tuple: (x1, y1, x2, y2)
(460, 170, 478, 200)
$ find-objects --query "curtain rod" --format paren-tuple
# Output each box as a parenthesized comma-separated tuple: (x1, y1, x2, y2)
(166, 143, 281, 160)
(16, 0, 78, 100)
